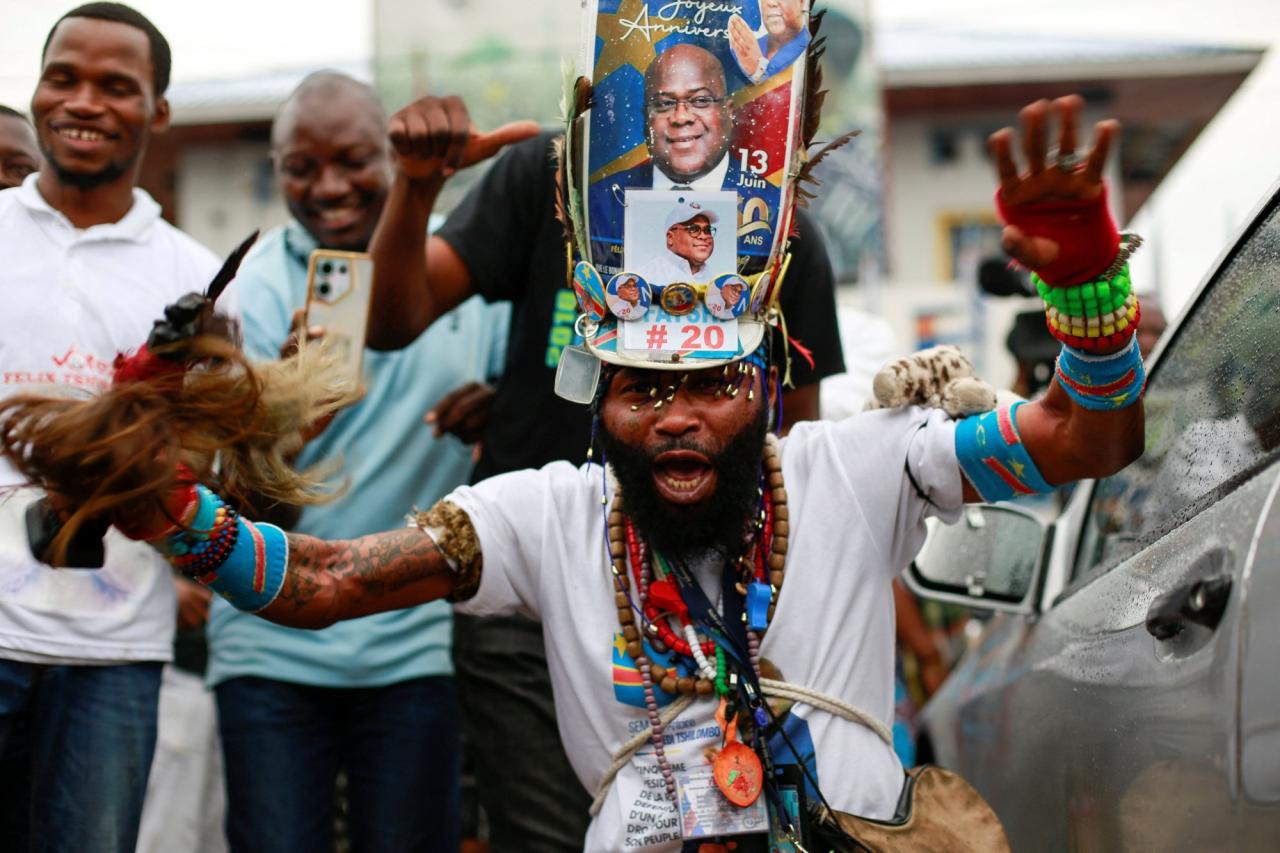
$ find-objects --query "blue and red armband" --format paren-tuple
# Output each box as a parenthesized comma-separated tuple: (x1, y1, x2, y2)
(955, 402, 1055, 503)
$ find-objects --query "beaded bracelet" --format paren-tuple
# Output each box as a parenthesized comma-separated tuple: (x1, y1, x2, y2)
(1055, 337, 1145, 411)
(1047, 294, 1139, 340)
(1034, 258, 1142, 351)
(1034, 269, 1131, 315)
(157, 484, 289, 612)
(1047, 299, 1141, 351)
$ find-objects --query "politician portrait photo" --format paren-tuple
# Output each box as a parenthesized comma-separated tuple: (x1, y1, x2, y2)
(587, 5, 803, 275)
(706, 274, 750, 320)
(626, 192, 737, 289)
(729, 0, 812, 84)
(605, 273, 651, 321)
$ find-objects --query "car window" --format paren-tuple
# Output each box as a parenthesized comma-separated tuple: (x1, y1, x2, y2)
(1071, 201, 1280, 583)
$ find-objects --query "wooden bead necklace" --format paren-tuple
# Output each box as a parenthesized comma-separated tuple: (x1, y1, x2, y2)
(607, 434, 788, 696)
(605, 434, 788, 798)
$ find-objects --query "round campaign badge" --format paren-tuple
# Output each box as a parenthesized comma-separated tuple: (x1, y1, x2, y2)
(707, 274, 750, 320)
(572, 261, 608, 322)
(605, 272, 651, 321)
(712, 740, 764, 807)
(659, 282, 698, 317)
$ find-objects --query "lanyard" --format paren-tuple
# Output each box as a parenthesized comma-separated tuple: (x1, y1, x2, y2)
(665, 552, 751, 669)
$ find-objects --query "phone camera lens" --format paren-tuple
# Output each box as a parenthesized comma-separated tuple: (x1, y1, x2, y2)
(318, 283, 331, 296)
(320, 261, 333, 275)
(339, 264, 348, 275)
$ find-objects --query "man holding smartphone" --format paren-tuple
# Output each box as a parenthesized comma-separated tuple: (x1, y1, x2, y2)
(206, 72, 508, 852)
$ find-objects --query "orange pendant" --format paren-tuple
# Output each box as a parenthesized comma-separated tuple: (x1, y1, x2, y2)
(712, 740, 764, 807)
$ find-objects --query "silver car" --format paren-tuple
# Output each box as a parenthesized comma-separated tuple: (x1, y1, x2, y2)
(905, 181, 1280, 851)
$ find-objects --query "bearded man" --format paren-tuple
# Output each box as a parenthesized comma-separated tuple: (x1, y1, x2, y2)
(15, 88, 1148, 850)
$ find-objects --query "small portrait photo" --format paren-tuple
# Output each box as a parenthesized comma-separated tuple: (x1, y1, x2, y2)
(707, 274, 750, 320)
(606, 273, 652, 321)
(625, 189, 737, 290)
(728, 0, 811, 84)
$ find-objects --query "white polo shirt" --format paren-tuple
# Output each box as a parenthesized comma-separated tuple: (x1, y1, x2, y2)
(0, 175, 231, 664)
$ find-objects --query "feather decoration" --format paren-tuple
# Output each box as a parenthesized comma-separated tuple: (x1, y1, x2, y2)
(794, 130, 861, 207)
(567, 76, 593, 260)
(791, 10, 861, 207)
(205, 229, 258, 305)
(555, 61, 578, 251)
(556, 61, 593, 261)
(801, 9, 829, 150)
(553, 136, 574, 251)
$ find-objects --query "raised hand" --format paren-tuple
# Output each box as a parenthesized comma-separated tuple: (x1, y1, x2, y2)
(387, 95, 541, 183)
(988, 95, 1118, 273)
(728, 15, 764, 79)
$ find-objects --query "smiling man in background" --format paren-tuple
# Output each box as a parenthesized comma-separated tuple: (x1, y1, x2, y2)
(0, 107, 41, 189)
(0, 5, 233, 851)
(206, 70, 508, 853)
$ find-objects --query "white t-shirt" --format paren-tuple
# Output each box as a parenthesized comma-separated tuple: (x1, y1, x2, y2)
(450, 407, 962, 852)
(0, 175, 228, 664)
(636, 249, 716, 287)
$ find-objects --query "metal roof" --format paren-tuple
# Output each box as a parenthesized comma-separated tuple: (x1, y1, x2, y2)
(880, 24, 1264, 86)
(163, 26, 1265, 124)
(167, 62, 372, 125)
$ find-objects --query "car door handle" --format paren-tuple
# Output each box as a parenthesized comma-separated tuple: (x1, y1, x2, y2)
(1145, 575, 1232, 640)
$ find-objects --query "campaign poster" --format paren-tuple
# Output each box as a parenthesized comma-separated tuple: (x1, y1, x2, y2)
(583, 0, 810, 280)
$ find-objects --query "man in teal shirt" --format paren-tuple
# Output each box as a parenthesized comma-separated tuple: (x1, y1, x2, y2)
(207, 72, 508, 852)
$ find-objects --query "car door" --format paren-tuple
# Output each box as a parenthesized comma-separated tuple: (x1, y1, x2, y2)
(924, 187, 1280, 851)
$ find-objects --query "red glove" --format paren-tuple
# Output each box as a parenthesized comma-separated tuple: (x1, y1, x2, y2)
(994, 186, 1120, 286)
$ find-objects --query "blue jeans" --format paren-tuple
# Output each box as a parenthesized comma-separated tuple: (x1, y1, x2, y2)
(0, 658, 163, 853)
(216, 675, 461, 853)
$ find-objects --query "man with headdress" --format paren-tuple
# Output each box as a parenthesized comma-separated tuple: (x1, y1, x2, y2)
(362, 65, 842, 853)
(13, 86, 1153, 850)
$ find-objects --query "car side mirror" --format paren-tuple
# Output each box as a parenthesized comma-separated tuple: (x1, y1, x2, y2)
(904, 504, 1047, 614)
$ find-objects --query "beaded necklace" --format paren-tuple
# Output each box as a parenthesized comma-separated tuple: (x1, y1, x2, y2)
(606, 435, 789, 798)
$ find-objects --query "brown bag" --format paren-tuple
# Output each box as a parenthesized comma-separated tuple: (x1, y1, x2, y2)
(807, 765, 1010, 853)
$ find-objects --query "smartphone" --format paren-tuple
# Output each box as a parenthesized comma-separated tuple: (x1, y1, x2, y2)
(305, 249, 374, 386)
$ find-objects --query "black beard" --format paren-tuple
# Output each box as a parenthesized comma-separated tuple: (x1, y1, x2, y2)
(598, 403, 767, 558)
(44, 151, 130, 191)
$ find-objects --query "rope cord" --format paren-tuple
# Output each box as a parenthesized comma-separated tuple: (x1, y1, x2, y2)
(588, 680, 888, 815)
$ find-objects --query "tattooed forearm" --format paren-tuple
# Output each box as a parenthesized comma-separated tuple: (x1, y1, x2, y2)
(260, 527, 457, 628)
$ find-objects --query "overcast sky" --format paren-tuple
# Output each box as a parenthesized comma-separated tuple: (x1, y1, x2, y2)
(4, 0, 1279, 110)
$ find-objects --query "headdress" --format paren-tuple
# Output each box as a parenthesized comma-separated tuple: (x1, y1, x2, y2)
(553, 0, 855, 403)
